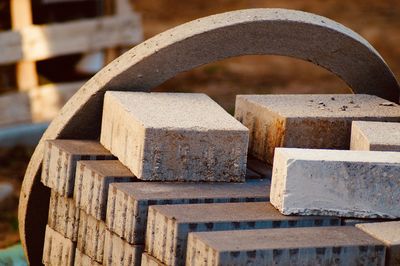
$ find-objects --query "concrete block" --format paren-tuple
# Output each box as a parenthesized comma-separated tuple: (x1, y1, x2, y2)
(247, 156, 272, 179)
(77, 210, 106, 263)
(146, 202, 339, 266)
(48, 190, 80, 241)
(74, 160, 136, 220)
(357, 221, 400, 266)
(41, 140, 114, 197)
(235, 94, 400, 164)
(100, 92, 249, 181)
(186, 226, 386, 266)
(103, 229, 144, 266)
(141, 253, 165, 266)
(270, 148, 400, 218)
(351, 121, 400, 151)
(42, 225, 75, 266)
(106, 179, 269, 244)
(74, 249, 101, 266)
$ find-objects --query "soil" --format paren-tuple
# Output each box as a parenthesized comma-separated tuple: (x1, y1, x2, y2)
(1, 0, 400, 248)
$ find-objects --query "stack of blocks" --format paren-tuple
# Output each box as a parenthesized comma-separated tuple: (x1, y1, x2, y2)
(40, 92, 400, 266)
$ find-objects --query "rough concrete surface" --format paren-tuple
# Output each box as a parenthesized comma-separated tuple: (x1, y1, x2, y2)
(77, 210, 106, 263)
(186, 226, 386, 266)
(106, 179, 269, 244)
(41, 140, 114, 197)
(103, 229, 144, 266)
(141, 252, 165, 266)
(48, 190, 80, 242)
(100, 91, 249, 182)
(42, 225, 75, 266)
(357, 221, 400, 266)
(235, 94, 400, 164)
(146, 202, 339, 266)
(351, 121, 400, 151)
(19, 8, 400, 264)
(270, 148, 400, 218)
(74, 160, 136, 220)
(74, 248, 101, 266)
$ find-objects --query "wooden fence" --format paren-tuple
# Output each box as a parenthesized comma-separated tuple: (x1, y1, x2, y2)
(0, 0, 142, 128)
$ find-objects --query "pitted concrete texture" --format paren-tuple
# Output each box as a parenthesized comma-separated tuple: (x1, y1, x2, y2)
(77, 210, 106, 263)
(357, 221, 400, 266)
(20, 8, 400, 264)
(48, 190, 80, 242)
(103, 229, 144, 266)
(42, 225, 75, 266)
(235, 94, 400, 164)
(141, 253, 166, 266)
(106, 179, 269, 244)
(270, 148, 400, 218)
(41, 140, 114, 197)
(351, 121, 400, 151)
(74, 160, 135, 221)
(186, 226, 386, 266)
(146, 202, 339, 266)
(100, 92, 249, 182)
(74, 249, 101, 266)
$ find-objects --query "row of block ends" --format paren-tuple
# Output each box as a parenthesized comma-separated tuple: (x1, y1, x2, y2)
(39, 92, 400, 265)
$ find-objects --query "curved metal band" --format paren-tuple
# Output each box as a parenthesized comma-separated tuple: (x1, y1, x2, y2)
(18, 8, 399, 264)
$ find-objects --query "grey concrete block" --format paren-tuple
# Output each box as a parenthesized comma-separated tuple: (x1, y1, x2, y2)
(77, 210, 106, 263)
(100, 92, 249, 181)
(41, 140, 114, 197)
(42, 225, 75, 266)
(186, 226, 386, 266)
(103, 229, 144, 266)
(74, 249, 101, 266)
(48, 190, 80, 242)
(235, 94, 400, 164)
(270, 148, 400, 218)
(74, 160, 136, 221)
(141, 253, 165, 266)
(357, 221, 400, 266)
(146, 202, 340, 266)
(106, 179, 269, 245)
(351, 121, 400, 151)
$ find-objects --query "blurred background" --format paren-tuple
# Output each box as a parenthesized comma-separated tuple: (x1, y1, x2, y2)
(0, 0, 399, 263)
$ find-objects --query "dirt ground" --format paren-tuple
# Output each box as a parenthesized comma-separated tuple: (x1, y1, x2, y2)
(1, 0, 400, 248)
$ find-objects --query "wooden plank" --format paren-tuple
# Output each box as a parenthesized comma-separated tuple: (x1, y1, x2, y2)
(0, 14, 142, 64)
(0, 81, 84, 127)
(10, 0, 39, 91)
(29, 81, 84, 122)
(0, 92, 32, 126)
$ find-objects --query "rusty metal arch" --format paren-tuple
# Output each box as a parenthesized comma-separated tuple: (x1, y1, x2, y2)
(18, 8, 399, 264)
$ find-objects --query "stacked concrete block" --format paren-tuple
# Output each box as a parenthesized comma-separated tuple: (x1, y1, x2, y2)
(357, 221, 400, 265)
(235, 94, 400, 164)
(77, 210, 106, 263)
(246, 156, 272, 179)
(100, 92, 249, 181)
(145, 202, 340, 266)
(74, 249, 101, 266)
(186, 226, 386, 266)
(41, 139, 114, 196)
(47, 190, 80, 242)
(74, 160, 136, 220)
(106, 179, 269, 245)
(42, 225, 76, 266)
(270, 148, 400, 218)
(103, 229, 144, 266)
(351, 121, 400, 151)
(141, 252, 165, 266)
